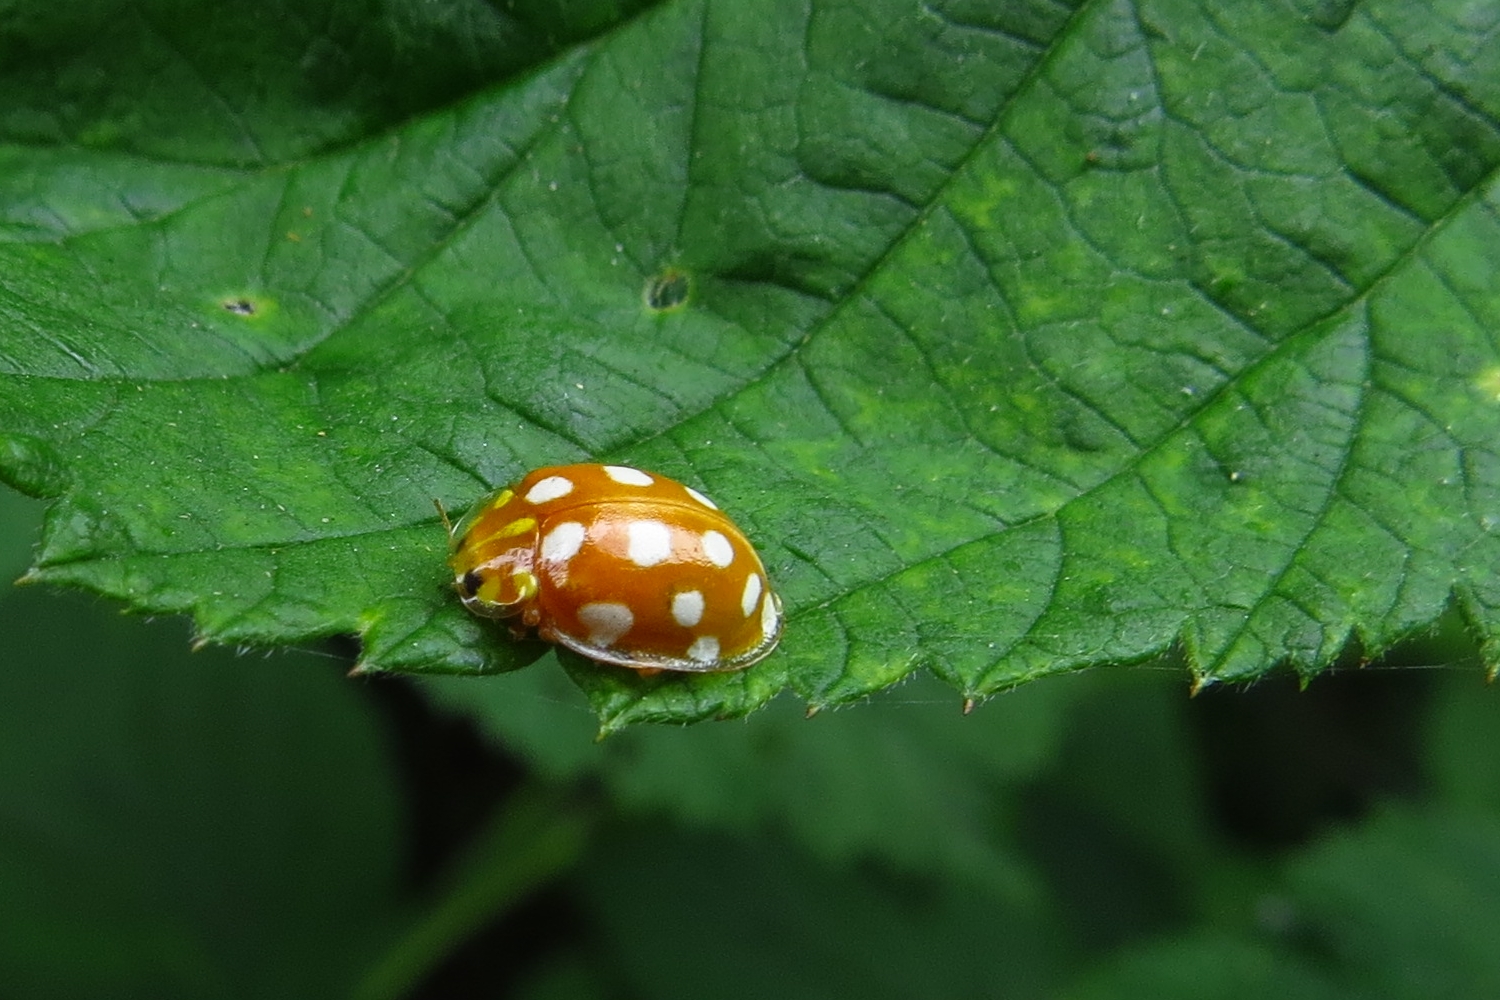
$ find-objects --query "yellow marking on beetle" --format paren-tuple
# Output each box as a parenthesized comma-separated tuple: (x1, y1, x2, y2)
(487, 489, 515, 511)
(498, 516, 536, 537)
(513, 570, 539, 601)
(474, 516, 537, 549)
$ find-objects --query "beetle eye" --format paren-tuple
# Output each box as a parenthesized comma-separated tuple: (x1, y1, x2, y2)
(460, 570, 484, 598)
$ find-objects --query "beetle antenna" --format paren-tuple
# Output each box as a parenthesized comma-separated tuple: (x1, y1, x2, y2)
(433, 497, 453, 536)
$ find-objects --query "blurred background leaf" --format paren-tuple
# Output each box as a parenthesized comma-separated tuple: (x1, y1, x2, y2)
(0, 500, 407, 995)
(7, 484, 1500, 995)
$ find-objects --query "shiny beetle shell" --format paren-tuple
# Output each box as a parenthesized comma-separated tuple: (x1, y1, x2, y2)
(447, 463, 783, 672)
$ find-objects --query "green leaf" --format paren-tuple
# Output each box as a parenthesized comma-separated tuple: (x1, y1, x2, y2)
(1424, 662, 1500, 814)
(1, 0, 1498, 727)
(1062, 935, 1352, 1000)
(353, 785, 591, 1000)
(425, 667, 1075, 894)
(577, 827, 1068, 1000)
(1283, 806, 1500, 999)
(1065, 795, 1500, 999)
(0, 585, 405, 996)
(0, 487, 46, 581)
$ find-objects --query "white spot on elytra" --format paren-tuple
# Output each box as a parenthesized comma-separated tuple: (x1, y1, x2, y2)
(741, 574, 762, 617)
(760, 590, 781, 638)
(578, 602, 633, 647)
(627, 520, 673, 567)
(702, 530, 734, 568)
(685, 486, 717, 509)
(604, 465, 653, 487)
(687, 635, 720, 663)
(525, 476, 574, 504)
(672, 590, 705, 627)
(540, 521, 585, 564)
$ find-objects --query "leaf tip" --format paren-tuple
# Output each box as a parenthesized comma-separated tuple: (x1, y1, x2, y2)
(961, 696, 977, 715)
(804, 703, 822, 719)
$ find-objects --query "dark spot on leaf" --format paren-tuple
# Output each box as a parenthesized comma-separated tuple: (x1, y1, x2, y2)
(644, 269, 690, 311)
(1296, 0, 1355, 32)
(1060, 417, 1114, 455)
(223, 298, 257, 316)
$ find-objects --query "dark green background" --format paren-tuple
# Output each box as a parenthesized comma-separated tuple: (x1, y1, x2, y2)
(5, 486, 1499, 996)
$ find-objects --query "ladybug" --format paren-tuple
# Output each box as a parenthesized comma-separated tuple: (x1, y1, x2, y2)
(445, 463, 783, 672)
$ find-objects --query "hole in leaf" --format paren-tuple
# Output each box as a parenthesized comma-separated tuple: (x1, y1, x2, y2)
(643, 269, 690, 312)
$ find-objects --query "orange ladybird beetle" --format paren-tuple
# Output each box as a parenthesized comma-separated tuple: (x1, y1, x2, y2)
(446, 463, 783, 672)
